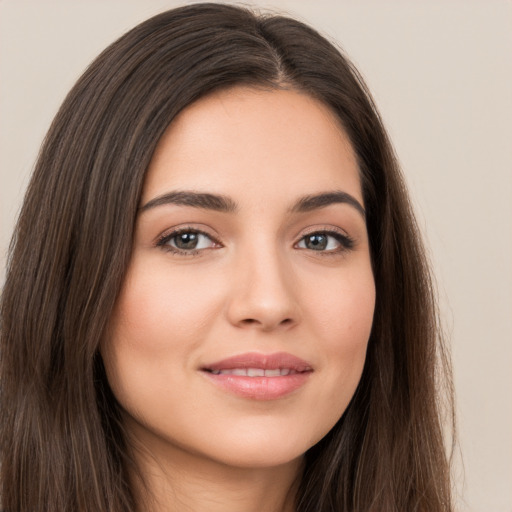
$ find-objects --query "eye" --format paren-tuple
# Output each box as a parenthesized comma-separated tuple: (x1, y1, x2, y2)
(296, 231, 354, 253)
(157, 228, 219, 254)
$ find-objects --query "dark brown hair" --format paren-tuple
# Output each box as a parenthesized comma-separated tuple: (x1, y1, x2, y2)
(0, 4, 454, 511)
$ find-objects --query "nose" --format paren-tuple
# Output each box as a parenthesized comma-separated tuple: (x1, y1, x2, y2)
(225, 245, 301, 332)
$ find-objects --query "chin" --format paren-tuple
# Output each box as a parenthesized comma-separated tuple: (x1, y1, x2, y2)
(205, 443, 306, 470)
(190, 418, 332, 470)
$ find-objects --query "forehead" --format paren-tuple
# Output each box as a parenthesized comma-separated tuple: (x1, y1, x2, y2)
(142, 86, 362, 206)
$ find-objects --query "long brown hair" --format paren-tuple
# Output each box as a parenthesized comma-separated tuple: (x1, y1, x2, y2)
(0, 4, 454, 511)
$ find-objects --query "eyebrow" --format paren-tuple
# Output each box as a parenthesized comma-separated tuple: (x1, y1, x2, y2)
(140, 189, 365, 218)
(290, 191, 365, 217)
(140, 191, 238, 213)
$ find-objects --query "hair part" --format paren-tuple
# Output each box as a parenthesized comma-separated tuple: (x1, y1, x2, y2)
(0, 3, 454, 511)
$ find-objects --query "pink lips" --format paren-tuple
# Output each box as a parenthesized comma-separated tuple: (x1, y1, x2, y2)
(201, 352, 313, 400)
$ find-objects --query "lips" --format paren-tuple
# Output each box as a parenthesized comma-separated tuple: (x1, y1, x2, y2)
(209, 368, 297, 377)
(201, 352, 313, 400)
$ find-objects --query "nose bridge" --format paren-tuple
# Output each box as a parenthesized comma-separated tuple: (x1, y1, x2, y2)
(226, 233, 300, 331)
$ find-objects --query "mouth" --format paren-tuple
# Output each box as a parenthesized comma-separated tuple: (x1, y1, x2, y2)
(206, 368, 301, 376)
(201, 352, 313, 400)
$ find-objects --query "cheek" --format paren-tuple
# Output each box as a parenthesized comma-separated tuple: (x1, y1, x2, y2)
(308, 268, 375, 396)
(312, 266, 375, 345)
(100, 261, 224, 409)
(106, 261, 223, 356)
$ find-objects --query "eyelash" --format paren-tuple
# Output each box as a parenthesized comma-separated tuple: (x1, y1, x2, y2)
(156, 227, 220, 256)
(155, 227, 355, 256)
(298, 229, 355, 255)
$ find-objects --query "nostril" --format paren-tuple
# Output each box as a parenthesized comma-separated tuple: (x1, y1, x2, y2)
(238, 317, 294, 329)
(241, 318, 258, 325)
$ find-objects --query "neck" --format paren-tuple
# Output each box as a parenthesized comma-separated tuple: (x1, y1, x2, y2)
(130, 436, 303, 512)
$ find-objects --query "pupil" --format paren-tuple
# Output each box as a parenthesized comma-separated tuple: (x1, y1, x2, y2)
(306, 234, 327, 250)
(175, 232, 198, 249)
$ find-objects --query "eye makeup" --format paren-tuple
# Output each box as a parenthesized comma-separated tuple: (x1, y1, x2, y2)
(155, 224, 355, 258)
(295, 227, 355, 254)
(156, 227, 221, 256)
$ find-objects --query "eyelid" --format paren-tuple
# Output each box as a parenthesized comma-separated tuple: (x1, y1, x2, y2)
(153, 224, 355, 257)
(298, 225, 351, 239)
(154, 223, 220, 243)
(155, 226, 222, 255)
(294, 226, 355, 253)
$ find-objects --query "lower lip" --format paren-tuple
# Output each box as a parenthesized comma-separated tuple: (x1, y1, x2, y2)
(201, 371, 312, 400)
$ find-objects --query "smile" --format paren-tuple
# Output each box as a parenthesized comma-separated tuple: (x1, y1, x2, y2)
(208, 368, 299, 376)
(201, 352, 313, 400)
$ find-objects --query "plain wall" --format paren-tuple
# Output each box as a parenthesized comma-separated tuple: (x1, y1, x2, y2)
(1, 1, 511, 511)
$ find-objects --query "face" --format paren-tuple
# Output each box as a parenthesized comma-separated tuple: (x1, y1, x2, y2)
(102, 87, 375, 471)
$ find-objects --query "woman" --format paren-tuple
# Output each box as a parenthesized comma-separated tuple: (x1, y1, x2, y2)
(0, 3, 454, 511)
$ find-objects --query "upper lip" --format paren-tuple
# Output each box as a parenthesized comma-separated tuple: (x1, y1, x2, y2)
(202, 352, 313, 372)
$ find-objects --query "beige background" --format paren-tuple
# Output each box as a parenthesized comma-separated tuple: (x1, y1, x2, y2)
(1, 1, 511, 510)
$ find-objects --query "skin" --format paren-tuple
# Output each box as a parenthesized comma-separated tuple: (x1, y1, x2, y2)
(102, 86, 376, 512)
